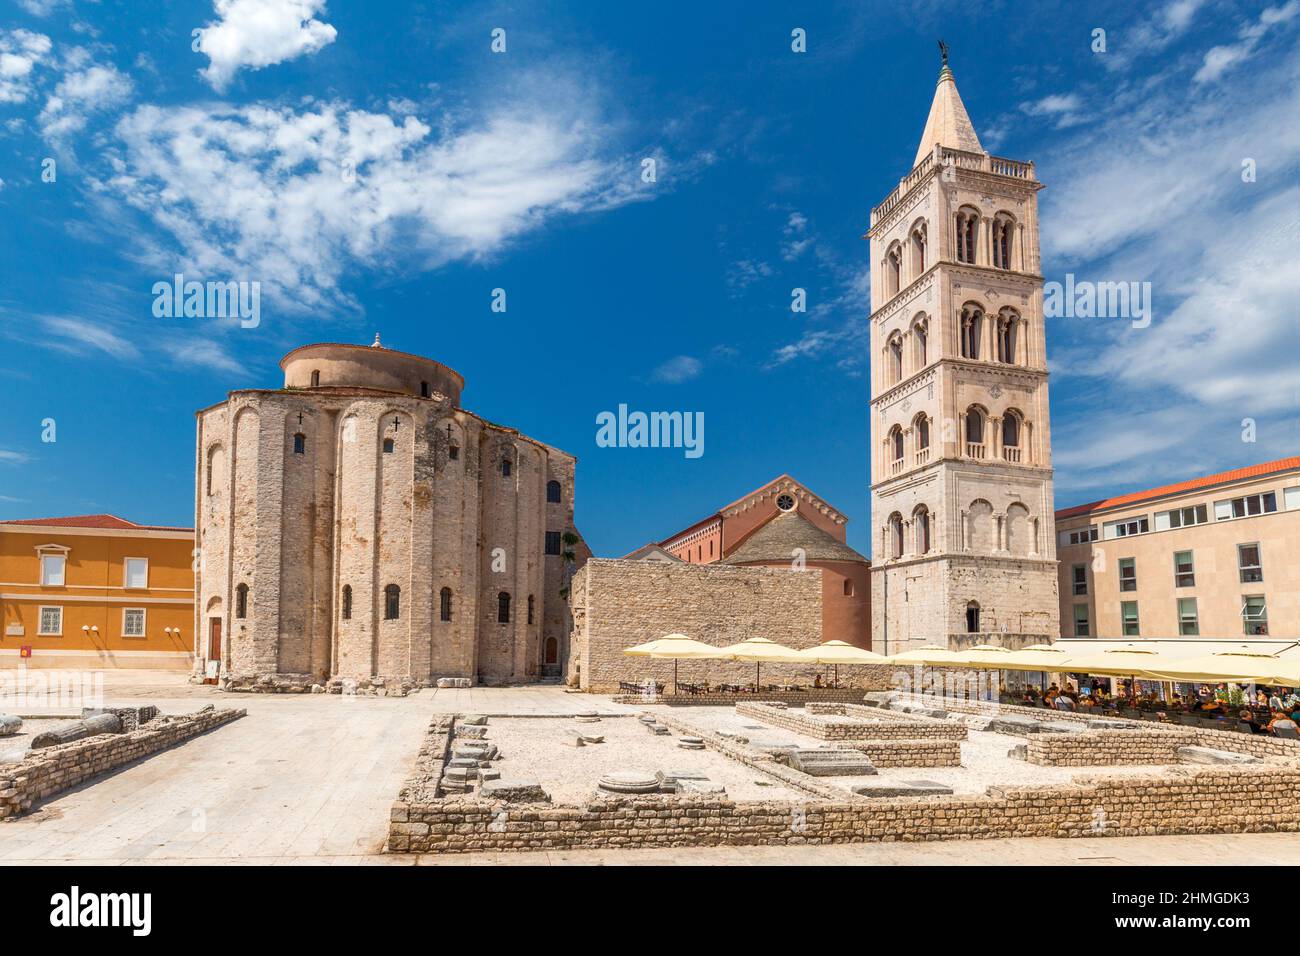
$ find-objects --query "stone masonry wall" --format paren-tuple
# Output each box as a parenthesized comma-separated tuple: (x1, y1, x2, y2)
(738, 702, 967, 743)
(882, 692, 1300, 763)
(568, 559, 829, 693)
(1025, 729, 1200, 766)
(392, 764, 1300, 853)
(0, 707, 245, 819)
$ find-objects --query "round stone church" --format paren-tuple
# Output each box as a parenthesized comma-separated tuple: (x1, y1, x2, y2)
(194, 337, 587, 691)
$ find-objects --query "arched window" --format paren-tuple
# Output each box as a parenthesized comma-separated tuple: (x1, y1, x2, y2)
(915, 414, 930, 461)
(440, 587, 452, 622)
(889, 334, 904, 384)
(449, 443, 459, 461)
(206, 445, 223, 496)
(310, 370, 320, 387)
(955, 207, 980, 264)
(910, 221, 927, 275)
(498, 592, 511, 623)
(382, 437, 395, 454)
(889, 425, 904, 464)
(888, 512, 904, 559)
(960, 304, 983, 359)
(420, 381, 430, 398)
(544, 636, 559, 665)
(1002, 412, 1021, 460)
(546, 480, 562, 503)
(914, 506, 931, 554)
(966, 601, 981, 634)
(293, 433, 306, 455)
(886, 243, 902, 296)
(912, 317, 928, 368)
(384, 584, 400, 620)
(235, 583, 248, 619)
(501, 458, 512, 478)
(341, 585, 352, 620)
(997, 311, 1018, 363)
(992, 213, 1015, 270)
(527, 594, 535, 625)
(965, 407, 986, 455)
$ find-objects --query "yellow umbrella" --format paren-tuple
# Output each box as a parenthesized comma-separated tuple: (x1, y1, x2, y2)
(1059, 647, 1165, 677)
(889, 645, 965, 666)
(955, 644, 1016, 667)
(792, 640, 889, 684)
(717, 637, 803, 690)
(1057, 646, 1167, 700)
(621, 634, 720, 693)
(1147, 651, 1291, 685)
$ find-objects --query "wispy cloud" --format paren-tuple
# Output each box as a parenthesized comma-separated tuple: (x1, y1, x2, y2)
(37, 315, 142, 359)
(97, 84, 651, 313)
(1020, 93, 1086, 129)
(1195, 0, 1300, 83)
(649, 355, 703, 384)
(40, 57, 133, 140)
(1104, 0, 1209, 71)
(0, 449, 33, 465)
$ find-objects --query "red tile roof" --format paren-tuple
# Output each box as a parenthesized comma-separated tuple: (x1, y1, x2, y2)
(1055, 456, 1300, 520)
(0, 514, 193, 532)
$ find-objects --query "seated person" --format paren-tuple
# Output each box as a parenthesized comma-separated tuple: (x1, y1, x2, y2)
(1267, 711, 1297, 735)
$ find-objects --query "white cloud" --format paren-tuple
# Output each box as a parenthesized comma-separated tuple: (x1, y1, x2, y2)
(1195, 0, 1300, 83)
(1043, 38, 1300, 498)
(0, 29, 52, 104)
(782, 211, 812, 260)
(1105, 0, 1209, 71)
(0, 449, 33, 465)
(40, 60, 133, 139)
(17, 0, 70, 15)
(162, 337, 247, 375)
(196, 0, 338, 90)
(98, 96, 645, 312)
(38, 316, 141, 360)
(1020, 93, 1087, 129)
(650, 355, 702, 384)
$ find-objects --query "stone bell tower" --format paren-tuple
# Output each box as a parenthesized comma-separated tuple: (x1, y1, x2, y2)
(868, 47, 1059, 655)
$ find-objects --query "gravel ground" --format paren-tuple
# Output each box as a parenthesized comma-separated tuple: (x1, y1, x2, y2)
(462, 715, 807, 804)
(668, 706, 1183, 797)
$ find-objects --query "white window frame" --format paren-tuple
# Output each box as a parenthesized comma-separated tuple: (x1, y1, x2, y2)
(39, 552, 67, 587)
(122, 607, 147, 638)
(1215, 492, 1279, 521)
(1102, 517, 1149, 540)
(38, 605, 63, 636)
(123, 557, 149, 589)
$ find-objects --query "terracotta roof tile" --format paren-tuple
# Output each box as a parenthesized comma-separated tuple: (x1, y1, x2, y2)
(0, 513, 193, 532)
(1055, 456, 1300, 520)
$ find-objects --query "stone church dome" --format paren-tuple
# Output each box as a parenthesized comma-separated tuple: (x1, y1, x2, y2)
(280, 336, 464, 405)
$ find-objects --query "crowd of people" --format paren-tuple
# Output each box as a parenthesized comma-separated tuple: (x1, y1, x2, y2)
(1013, 679, 1300, 737)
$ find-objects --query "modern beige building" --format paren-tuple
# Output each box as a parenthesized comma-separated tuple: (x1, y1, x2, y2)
(194, 336, 588, 690)
(869, 51, 1059, 654)
(1055, 456, 1300, 640)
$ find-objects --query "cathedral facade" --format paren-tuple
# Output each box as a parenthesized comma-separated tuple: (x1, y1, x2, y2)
(194, 338, 586, 690)
(868, 54, 1060, 654)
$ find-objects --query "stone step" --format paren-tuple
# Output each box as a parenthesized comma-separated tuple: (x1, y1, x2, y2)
(852, 779, 954, 798)
(788, 748, 877, 776)
(1177, 746, 1261, 765)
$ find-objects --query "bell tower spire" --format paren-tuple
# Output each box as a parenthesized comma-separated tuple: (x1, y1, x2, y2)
(868, 54, 1058, 656)
(912, 42, 983, 168)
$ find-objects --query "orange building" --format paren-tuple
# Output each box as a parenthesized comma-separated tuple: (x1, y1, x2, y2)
(0, 515, 195, 670)
(634, 476, 873, 648)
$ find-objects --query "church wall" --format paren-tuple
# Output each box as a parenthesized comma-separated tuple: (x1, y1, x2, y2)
(567, 559, 824, 693)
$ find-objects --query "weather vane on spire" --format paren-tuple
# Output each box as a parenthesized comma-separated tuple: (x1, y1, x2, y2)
(938, 38, 949, 67)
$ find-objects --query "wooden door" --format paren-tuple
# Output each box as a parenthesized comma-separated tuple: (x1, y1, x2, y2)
(208, 618, 222, 661)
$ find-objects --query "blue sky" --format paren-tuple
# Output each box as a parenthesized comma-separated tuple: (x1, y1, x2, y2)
(1, 0, 1298, 558)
